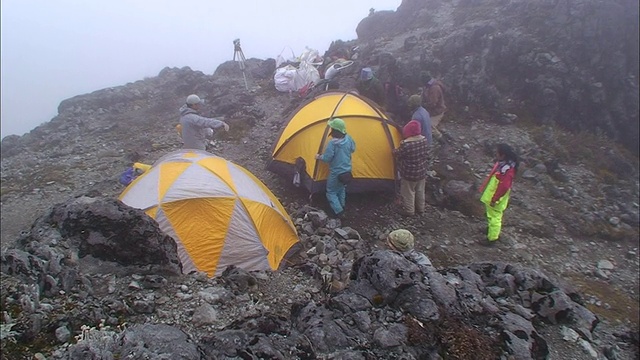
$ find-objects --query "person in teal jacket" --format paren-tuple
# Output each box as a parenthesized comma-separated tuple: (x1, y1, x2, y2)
(479, 143, 519, 245)
(315, 118, 356, 218)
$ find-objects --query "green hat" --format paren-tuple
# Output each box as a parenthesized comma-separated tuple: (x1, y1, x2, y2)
(328, 118, 347, 134)
(387, 229, 415, 252)
(408, 95, 422, 108)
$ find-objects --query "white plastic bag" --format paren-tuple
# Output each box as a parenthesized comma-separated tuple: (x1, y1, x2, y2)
(293, 61, 320, 91)
(274, 65, 298, 92)
(298, 47, 321, 65)
(274, 62, 320, 92)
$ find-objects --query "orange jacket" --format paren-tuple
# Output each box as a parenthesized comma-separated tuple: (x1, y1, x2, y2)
(422, 80, 446, 116)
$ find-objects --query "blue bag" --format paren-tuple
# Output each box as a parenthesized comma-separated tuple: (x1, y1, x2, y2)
(119, 167, 137, 185)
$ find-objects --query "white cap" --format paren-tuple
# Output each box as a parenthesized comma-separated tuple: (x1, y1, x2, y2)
(186, 94, 203, 105)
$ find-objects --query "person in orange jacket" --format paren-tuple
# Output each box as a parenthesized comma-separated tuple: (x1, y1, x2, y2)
(479, 143, 519, 245)
(420, 72, 446, 139)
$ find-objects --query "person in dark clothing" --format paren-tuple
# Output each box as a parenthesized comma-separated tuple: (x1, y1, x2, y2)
(383, 79, 410, 124)
(393, 119, 429, 216)
(356, 67, 385, 107)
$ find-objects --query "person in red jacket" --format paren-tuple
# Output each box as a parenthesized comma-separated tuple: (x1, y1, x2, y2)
(479, 143, 519, 245)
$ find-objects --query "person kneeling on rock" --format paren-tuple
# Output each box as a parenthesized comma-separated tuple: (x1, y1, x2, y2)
(387, 229, 432, 267)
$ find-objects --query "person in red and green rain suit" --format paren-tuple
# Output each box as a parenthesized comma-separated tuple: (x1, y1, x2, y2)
(479, 143, 519, 245)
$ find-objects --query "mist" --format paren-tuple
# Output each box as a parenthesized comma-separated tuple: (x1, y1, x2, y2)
(0, 0, 399, 138)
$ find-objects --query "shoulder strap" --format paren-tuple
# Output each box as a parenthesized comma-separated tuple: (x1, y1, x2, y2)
(478, 162, 499, 193)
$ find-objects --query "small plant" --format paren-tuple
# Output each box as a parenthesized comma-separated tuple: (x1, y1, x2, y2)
(74, 319, 127, 344)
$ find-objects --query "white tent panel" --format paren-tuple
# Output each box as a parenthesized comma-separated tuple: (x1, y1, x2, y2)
(227, 163, 275, 208)
(162, 163, 236, 203)
(215, 199, 270, 274)
(120, 167, 161, 210)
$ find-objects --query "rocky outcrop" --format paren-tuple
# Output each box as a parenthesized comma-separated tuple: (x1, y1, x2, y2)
(3, 204, 629, 359)
(356, 0, 640, 153)
(2, 194, 181, 299)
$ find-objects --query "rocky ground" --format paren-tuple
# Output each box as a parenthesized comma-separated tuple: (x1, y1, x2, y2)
(2, 0, 639, 357)
(1, 67, 639, 358)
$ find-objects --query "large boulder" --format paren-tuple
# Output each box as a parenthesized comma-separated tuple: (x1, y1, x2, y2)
(6, 194, 182, 281)
(41, 195, 181, 270)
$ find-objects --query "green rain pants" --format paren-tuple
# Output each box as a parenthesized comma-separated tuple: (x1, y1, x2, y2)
(484, 203, 506, 241)
(480, 176, 510, 242)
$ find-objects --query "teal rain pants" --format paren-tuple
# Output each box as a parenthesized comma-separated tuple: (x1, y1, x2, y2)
(326, 173, 346, 215)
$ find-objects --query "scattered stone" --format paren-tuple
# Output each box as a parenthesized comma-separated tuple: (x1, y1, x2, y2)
(579, 338, 599, 358)
(192, 303, 218, 326)
(334, 228, 349, 239)
(597, 260, 615, 270)
(55, 325, 71, 343)
(561, 326, 580, 342)
(128, 281, 141, 290)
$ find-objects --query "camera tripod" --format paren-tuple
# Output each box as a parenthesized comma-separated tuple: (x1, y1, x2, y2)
(233, 39, 248, 90)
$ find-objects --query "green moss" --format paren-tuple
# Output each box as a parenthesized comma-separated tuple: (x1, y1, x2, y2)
(0, 290, 23, 322)
(568, 277, 640, 326)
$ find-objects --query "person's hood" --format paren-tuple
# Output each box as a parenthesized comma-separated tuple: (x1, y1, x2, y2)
(403, 135, 425, 143)
(331, 136, 349, 145)
(360, 67, 374, 81)
(402, 120, 422, 138)
(180, 104, 199, 116)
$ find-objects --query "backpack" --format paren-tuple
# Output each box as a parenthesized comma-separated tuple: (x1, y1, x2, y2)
(384, 81, 410, 122)
(384, 81, 406, 106)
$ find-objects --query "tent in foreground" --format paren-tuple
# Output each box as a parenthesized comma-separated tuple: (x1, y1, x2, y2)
(267, 91, 403, 193)
(119, 149, 298, 277)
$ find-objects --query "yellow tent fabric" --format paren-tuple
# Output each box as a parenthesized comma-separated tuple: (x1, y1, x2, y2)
(119, 149, 299, 277)
(268, 91, 403, 193)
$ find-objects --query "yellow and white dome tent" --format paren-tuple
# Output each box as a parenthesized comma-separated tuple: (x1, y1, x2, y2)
(119, 149, 299, 277)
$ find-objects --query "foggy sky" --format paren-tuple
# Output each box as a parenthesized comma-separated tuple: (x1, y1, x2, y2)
(0, 0, 399, 138)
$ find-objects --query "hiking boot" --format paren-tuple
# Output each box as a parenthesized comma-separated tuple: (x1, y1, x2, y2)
(335, 211, 346, 220)
(398, 209, 415, 217)
(480, 238, 498, 247)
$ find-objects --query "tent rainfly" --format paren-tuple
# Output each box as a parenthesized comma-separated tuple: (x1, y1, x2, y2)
(119, 149, 299, 277)
(267, 91, 402, 193)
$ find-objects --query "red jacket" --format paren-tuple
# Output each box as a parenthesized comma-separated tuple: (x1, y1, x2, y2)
(491, 162, 515, 203)
(480, 161, 516, 205)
